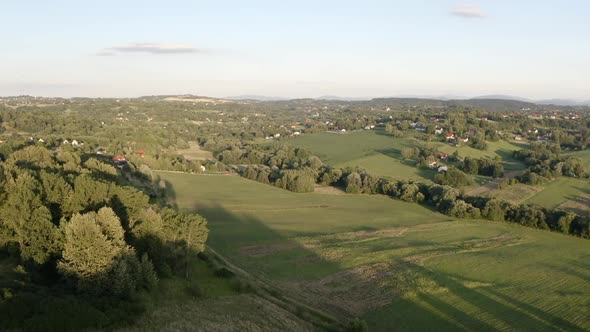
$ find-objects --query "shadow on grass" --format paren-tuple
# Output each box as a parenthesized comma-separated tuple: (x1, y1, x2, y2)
(160, 179, 589, 331)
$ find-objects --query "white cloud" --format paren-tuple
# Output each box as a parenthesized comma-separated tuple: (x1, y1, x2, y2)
(98, 43, 202, 55)
(452, 3, 486, 18)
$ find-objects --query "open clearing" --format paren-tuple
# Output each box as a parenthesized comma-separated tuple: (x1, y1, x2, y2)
(158, 172, 590, 331)
(290, 130, 527, 183)
(176, 141, 213, 160)
(525, 177, 590, 209)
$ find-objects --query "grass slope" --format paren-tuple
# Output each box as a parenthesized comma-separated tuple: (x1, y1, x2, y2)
(290, 130, 527, 182)
(291, 130, 436, 181)
(158, 172, 590, 331)
(525, 177, 590, 209)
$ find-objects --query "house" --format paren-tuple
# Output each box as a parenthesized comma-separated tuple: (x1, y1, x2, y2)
(461, 137, 469, 143)
(438, 166, 448, 173)
(96, 148, 107, 155)
(445, 133, 455, 140)
(514, 135, 523, 141)
(340, 129, 346, 132)
(71, 140, 80, 147)
(135, 150, 146, 158)
(200, 165, 206, 172)
(38, 138, 44, 143)
(428, 161, 438, 168)
(434, 128, 443, 135)
(112, 155, 127, 169)
(63, 139, 70, 145)
(439, 152, 448, 160)
(112, 155, 127, 162)
(292, 131, 301, 136)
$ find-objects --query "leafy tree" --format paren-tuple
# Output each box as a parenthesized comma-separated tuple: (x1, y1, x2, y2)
(1, 173, 61, 264)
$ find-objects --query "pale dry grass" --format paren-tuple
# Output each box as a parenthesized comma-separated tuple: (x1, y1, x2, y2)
(118, 294, 314, 332)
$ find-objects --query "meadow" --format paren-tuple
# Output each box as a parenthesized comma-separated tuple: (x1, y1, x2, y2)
(158, 172, 590, 331)
(289, 130, 527, 183)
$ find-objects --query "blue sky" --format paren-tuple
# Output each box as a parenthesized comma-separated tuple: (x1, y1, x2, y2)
(1, 0, 589, 99)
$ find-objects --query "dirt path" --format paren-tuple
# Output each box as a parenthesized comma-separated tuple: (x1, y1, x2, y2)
(465, 170, 522, 197)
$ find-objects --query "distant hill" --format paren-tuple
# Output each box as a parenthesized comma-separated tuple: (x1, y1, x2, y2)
(315, 95, 370, 101)
(225, 95, 290, 101)
(449, 98, 537, 112)
(536, 99, 590, 106)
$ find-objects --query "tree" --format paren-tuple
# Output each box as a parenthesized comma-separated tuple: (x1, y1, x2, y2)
(58, 208, 128, 294)
(161, 209, 208, 278)
(1, 172, 61, 264)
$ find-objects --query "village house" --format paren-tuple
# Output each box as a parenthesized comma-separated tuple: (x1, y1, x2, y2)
(112, 155, 128, 169)
(438, 166, 448, 173)
(445, 133, 455, 140)
(434, 128, 444, 135)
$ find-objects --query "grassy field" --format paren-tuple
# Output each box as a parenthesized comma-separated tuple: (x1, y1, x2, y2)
(158, 172, 590, 331)
(120, 258, 314, 331)
(290, 130, 527, 183)
(176, 141, 213, 160)
(290, 130, 437, 181)
(525, 177, 590, 209)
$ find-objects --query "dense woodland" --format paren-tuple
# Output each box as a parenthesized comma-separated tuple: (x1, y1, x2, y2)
(1, 95, 590, 330)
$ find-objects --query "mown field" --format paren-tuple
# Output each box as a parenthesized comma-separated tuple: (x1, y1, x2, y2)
(289, 130, 527, 183)
(158, 172, 590, 331)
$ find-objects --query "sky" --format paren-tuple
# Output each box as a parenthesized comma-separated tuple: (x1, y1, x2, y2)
(1, 0, 589, 100)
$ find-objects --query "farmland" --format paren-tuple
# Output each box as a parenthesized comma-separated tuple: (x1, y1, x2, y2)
(158, 172, 590, 331)
(289, 130, 527, 183)
(290, 129, 435, 181)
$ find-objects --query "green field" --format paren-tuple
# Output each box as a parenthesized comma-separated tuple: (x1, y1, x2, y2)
(525, 177, 590, 209)
(158, 172, 590, 331)
(291, 130, 437, 181)
(290, 130, 527, 183)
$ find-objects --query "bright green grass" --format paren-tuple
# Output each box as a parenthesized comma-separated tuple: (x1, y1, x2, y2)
(158, 172, 590, 331)
(437, 140, 528, 171)
(291, 130, 436, 181)
(565, 149, 590, 168)
(291, 131, 526, 182)
(525, 177, 590, 209)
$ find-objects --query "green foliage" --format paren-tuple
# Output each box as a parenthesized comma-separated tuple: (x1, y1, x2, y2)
(434, 167, 473, 188)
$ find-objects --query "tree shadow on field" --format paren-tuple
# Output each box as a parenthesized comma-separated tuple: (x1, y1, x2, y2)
(162, 180, 589, 331)
(415, 265, 586, 332)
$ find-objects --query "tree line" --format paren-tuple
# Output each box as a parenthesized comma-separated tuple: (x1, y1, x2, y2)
(230, 144, 590, 239)
(0, 145, 209, 330)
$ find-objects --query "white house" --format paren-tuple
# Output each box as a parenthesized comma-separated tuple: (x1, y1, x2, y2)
(200, 165, 206, 172)
(438, 166, 448, 172)
(434, 128, 444, 135)
(71, 140, 80, 147)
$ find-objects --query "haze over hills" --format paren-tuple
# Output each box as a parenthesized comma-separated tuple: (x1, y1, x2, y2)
(224, 94, 590, 106)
